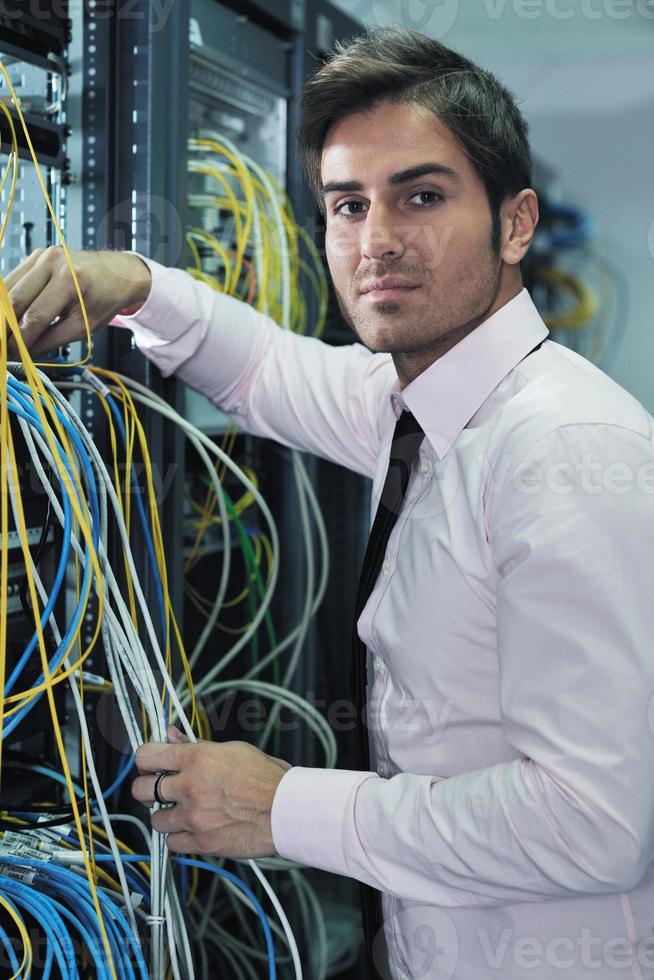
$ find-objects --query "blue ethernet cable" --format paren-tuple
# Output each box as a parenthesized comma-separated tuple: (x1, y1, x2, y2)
(85, 378, 170, 802)
(4, 373, 167, 800)
(2, 400, 73, 694)
(61, 826, 149, 902)
(2, 850, 278, 977)
(91, 852, 278, 979)
(2, 393, 99, 735)
(104, 750, 136, 809)
(0, 859, 148, 980)
(2, 555, 93, 736)
(0, 914, 21, 975)
(103, 387, 167, 646)
(41, 886, 118, 980)
(6, 375, 100, 543)
(62, 368, 167, 645)
(59, 837, 150, 904)
(43, 883, 132, 980)
(4, 762, 85, 798)
(44, 863, 148, 980)
(1, 876, 72, 979)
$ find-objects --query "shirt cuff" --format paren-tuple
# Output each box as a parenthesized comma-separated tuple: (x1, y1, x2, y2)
(110, 253, 209, 376)
(109, 253, 169, 327)
(270, 766, 379, 876)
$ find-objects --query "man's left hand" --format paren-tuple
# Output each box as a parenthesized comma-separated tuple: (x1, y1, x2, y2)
(132, 726, 292, 858)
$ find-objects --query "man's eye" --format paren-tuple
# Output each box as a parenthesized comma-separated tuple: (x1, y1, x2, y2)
(409, 191, 442, 206)
(334, 192, 442, 217)
(334, 200, 367, 218)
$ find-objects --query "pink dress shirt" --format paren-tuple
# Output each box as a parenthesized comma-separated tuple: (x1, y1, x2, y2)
(114, 258, 654, 980)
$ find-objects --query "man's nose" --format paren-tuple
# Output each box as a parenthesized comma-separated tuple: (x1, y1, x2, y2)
(360, 202, 405, 261)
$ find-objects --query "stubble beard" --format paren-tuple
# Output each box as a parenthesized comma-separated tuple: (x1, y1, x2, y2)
(332, 258, 502, 358)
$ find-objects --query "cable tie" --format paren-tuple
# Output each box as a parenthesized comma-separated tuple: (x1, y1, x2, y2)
(81, 367, 110, 397)
(146, 915, 166, 926)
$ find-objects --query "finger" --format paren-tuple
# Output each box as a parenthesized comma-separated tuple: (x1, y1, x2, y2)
(134, 742, 183, 774)
(166, 724, 191, 743)
(131, 772, 183, 807)
(150, 806, 188, 835)
(4, 247, 47, 292)
(29, 311, 95, 358)
(13, 276, 83, 351)
(131, 775, 153, 806)
(165, 832, 198, 854)
(8, 252, 57, 324)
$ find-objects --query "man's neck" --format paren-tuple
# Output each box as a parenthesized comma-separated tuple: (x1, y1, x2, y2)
(393, 282, 524, 389)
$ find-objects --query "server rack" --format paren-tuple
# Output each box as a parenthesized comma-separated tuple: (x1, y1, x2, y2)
(0, 1, 74, 792)
(1, 0, 370, 975)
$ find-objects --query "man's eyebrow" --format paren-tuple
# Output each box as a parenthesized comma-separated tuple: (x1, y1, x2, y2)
(320, 162, 462, 198)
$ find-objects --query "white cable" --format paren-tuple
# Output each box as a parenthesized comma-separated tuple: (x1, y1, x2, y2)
(10, 370, 194, 975)
(186, 441, 231, 665)
(244, 453, 329, 681)
(180, 679, 337, 768)
(257, 451, 315, 752)
(49, 376, 294, 976)
(289, 868, 328, 980)
(77, 374, 281, 691)
(8, 415, 140, 940)
(38, 373, 193, 742)
(51, 381, 304, 976)
(248, 859, 303, 980)
(21, 405, 164, 752)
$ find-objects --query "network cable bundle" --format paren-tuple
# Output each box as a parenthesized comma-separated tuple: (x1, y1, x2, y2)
(0, 29, 359, 980)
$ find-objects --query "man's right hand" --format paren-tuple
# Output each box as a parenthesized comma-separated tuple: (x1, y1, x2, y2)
(5, 246, 153, 358)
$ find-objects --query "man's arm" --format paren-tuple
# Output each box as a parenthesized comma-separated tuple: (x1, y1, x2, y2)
(7, 247, 396, 477)
(139, 421, 654, 907)
(268, 421, 654, 907)
(112, 255, 395, 477)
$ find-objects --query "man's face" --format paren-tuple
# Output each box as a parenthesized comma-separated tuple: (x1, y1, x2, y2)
(321, 101, 504, 360)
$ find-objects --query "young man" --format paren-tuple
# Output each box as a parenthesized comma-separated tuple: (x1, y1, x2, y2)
(8, 27, 654, 980)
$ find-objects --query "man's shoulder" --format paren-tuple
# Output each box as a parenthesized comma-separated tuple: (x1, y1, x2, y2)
(490, 339, 653, 464)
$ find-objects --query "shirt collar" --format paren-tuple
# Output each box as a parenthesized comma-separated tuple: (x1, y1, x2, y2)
(391, 288, 550, 460)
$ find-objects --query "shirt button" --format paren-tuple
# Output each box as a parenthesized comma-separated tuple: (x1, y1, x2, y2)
(377, 762, 388, 778)
(382, 557, 393, 575)
(373, 655, 386, 673)
(420, 459, 432, 476)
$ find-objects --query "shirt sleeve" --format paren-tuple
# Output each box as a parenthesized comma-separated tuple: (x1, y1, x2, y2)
(111, 254, 395, 478)
(272, 422, 654, 907)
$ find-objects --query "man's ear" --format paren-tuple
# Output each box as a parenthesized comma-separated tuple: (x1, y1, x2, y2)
(501, 189, 539, 266)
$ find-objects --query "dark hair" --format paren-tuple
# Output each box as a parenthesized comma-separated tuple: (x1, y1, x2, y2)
(297, 26, 532, 252)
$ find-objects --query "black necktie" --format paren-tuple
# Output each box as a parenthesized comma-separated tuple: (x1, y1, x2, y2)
(351, 408, 425, 977)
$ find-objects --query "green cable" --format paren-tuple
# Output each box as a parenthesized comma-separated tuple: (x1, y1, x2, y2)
(221, 488, 281, 756)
